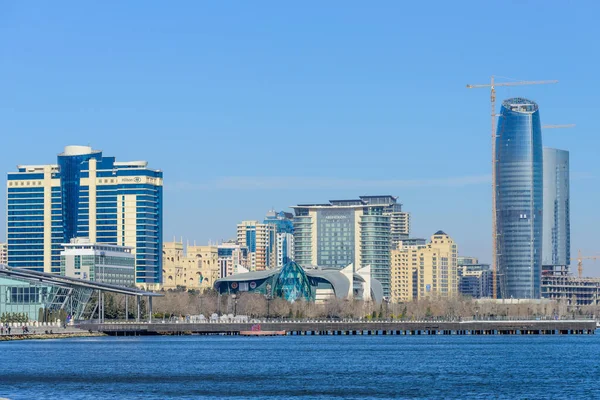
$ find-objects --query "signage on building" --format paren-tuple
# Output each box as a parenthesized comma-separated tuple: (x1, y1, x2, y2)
(117, 176, 161, 185)
(249, 281, 257, 289)
(121, 177, 143, 183)
(231, 282, 238, 289)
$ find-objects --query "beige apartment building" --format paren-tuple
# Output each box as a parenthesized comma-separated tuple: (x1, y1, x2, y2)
(162, 242, 220, 291)
(390, 249, 414, 302)
(0, 242, 7, 265)
(390, 231, 458, 303)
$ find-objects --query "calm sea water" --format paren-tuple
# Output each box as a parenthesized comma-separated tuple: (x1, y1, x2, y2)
(1, 334, 599, 399)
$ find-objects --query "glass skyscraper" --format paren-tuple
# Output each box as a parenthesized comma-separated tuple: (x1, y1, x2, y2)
(495, 98, 543, 299)
(7, 145, 163, 286)
(542, 148, 570, 274)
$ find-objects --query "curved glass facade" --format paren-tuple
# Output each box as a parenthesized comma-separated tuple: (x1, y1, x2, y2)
(273, 261, 312, 302)
(496, 98, 543, 299)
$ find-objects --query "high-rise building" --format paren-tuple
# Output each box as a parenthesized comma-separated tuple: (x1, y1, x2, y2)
(60, 238, 135, 286)
(401, 238, 427, 246)
(236, 221, 276, 271)
(0, 243, 7, 265)
(7, 145, 163, 287)
(359, 196, 410, 248)
(390, 231, 458, 302)
(217, 241, 249, 278)
(457, 258, 492, 299)
(542, 148, 570, 276)
(390, 248, 414, 302)
(162, 242, 219, 290)
(496, 98, 543, 299)
(542, 275, 600, 306)
(292, 197, 392, 297)
(264, 210, 295, 268)
(457, 256, 479, 266)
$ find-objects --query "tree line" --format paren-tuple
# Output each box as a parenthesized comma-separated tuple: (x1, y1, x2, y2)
(91, 290, 600, 321)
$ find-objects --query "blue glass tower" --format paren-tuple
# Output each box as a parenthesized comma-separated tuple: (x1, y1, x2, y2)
(495, 98, 543, 299)
(7, 145, 163, 286)
(542, 148, 570, 275)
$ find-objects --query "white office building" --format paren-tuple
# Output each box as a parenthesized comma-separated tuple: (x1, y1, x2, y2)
(60, 238, 135, 286)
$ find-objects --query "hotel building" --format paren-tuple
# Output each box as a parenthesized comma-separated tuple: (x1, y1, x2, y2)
(7, 145, 163, 287)
(292, 196, 393, 297)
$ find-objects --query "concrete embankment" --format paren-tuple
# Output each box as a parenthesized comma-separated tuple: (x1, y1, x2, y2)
(0, 332, 106, 342)
(81, 320, 598, 336)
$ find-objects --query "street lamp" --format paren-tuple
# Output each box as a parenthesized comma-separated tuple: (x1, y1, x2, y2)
(217, 293, 221, 316)
(265, 283, 272, 320)
(266, 295, 272, 320)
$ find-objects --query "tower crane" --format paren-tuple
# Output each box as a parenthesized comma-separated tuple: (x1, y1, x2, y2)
(467, 76, 558, 299)
(571, 249, 600, 278)
(542, 124, 576, 129)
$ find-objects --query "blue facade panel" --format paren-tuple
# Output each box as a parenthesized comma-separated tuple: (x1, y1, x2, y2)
(7, 148, 163, 284)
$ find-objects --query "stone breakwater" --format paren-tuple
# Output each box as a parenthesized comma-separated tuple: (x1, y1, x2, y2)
(0, 332, 105, 341)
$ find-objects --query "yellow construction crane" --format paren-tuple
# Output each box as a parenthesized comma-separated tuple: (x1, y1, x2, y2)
(543, 124, 576, 129)
(467, 76, 558, 299)
(571, 249, 600, 278)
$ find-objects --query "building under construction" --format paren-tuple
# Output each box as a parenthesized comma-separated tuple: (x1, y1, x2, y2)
(541, 251, 600, 307)
(542, 275, 600, 307)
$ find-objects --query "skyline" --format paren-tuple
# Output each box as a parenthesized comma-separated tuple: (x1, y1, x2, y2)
(1, 2, 599, 274)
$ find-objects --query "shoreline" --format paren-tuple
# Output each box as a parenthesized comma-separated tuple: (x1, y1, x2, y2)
(0, 332, 106, 342)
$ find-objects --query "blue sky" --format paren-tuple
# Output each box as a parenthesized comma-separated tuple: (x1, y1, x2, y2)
(1, 2, 599, 272)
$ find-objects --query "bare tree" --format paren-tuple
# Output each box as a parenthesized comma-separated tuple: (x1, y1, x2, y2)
(236, 293, 267, 317)
(269, 298, 291, 318)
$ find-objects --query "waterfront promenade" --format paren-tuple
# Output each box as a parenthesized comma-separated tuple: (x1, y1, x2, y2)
(0, 326, 104, 341)
(79, 319, 596, 336)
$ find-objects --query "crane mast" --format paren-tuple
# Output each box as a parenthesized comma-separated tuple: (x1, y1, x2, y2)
(571, 249, 600, 278)
(467, 76, 558, 299)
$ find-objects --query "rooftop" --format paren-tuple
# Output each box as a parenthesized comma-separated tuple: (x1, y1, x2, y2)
(59, 145, 101, 157)
(294, 195, 398, 209)
(502, 97, 539, 113)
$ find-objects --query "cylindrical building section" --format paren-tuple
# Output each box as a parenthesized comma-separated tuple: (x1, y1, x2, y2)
(542, 148, 570, 274)
(495, 98, 543, 299)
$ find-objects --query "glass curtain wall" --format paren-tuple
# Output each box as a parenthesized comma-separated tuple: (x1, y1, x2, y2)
(495, 98, 543, 299)
(542, 148, 570, 273)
